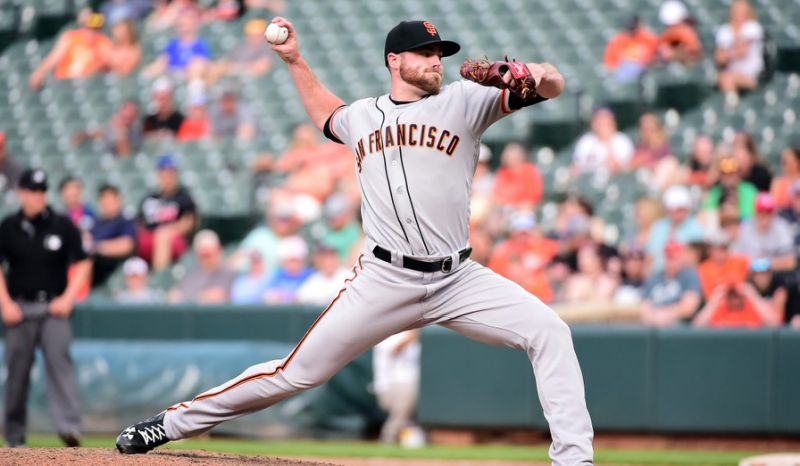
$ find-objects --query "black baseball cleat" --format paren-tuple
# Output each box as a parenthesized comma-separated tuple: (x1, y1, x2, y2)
(115, 411, 170, 454)
(59, 431, 81, 448)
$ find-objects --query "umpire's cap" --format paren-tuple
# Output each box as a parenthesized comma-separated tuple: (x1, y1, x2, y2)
(18, 168, 48, 191)
(384, 20, 460, 67)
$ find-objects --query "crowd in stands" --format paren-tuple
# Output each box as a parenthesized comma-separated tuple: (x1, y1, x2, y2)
(1, 0, 798, 329)
(605, 0, 765, 100)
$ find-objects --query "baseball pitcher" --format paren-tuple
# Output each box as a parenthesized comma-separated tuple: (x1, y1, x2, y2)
(117, 18, 594, 465)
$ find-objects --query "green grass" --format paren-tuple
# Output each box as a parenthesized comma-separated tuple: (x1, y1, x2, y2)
(26, 435, 764, 465)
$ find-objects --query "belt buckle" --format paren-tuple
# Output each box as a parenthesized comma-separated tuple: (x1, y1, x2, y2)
(440, 256, 453, 273)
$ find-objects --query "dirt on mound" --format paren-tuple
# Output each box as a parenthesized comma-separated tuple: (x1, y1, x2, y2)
(0, 448, 335, 465)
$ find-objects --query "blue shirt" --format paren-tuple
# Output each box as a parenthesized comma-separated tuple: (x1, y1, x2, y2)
(642, 267, 702, 308)
(646, 217, 705, 271)
(230, 273, 270, 305)
(91, 214, 136, 243)
(165, 38, 211, 71)
(264, 267, 314, 304)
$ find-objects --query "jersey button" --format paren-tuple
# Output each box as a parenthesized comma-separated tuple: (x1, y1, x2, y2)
(391, 160, 398, 166)
(405, 218, 412, 224)
(396, 186, 404, 195)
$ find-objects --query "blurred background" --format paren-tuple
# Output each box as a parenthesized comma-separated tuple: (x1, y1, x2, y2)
(0, 0, 799, 448)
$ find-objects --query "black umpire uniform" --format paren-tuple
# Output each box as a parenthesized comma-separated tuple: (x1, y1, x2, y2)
(0, 169, 90, 447)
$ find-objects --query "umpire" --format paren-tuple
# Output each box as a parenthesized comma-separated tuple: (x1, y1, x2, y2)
(0, 169, 91, 447)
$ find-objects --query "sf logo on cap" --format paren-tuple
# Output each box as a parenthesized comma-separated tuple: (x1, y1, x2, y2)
(423, 21, 437, 37)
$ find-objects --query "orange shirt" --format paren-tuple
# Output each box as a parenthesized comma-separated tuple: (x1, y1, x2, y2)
(604, 30, 658, 69)
(698, 255, 750, 299)
(177, 118, 210, 141)
(492, 162, 543, 207)
(659, 24, 702, 57)
(709, 298, 764, 328)
(54, 29, 112, 79)
(488, 236, 558, 303)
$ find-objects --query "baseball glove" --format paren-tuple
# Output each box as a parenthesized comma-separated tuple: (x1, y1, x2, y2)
(460, 57, 539, 100)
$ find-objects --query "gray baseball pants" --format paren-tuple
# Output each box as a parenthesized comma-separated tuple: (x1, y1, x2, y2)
(4, 302, 81, 446)
(165, 254, 594, 465)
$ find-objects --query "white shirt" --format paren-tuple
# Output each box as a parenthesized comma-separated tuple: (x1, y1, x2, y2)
(716, 20, 764, 80)
(295, 267, 351, 305)
(372, 331, 421, 394)
(572, 132, 634, 174)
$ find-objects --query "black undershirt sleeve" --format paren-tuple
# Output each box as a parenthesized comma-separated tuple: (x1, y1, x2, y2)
(323, 105, 347, 144)
(508, 92, 548, 110)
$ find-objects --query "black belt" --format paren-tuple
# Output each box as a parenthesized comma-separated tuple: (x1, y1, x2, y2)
(373, 245, 471, 273)
(11, 290, 55, 302)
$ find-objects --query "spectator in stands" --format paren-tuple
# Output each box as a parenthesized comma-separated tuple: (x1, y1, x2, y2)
(245, 0, 285, 14)
(641, 241, 702, 326)
(142, 6, 211, 80)
(147, 0, 199, 31)
(143, 78, 185, 139)
(559, 244, 618, 305)
(177, 91, 211, 142)
(103, 19, 141, 77)
(72, 99, 143, 157)
(629, 197, 663, 247)
(29, 10, 112, 90)
(749, 258, 789, 322)
(778, 180, 800, 255)
(296, 243, 350, 306)
(715, 0, 765, 95)
(632, 113, 672, 168)
(613, 243, 648, 306)
(491, 143, 543, 208)
(772, 141, 800, 209)
(100, 0, 152, 24)
(703, 155, 758, 220)
(205, 0, 246, 21)
(263, 236, 313, 304)
(89, 184, 137, 286)
(209, 88, 256, 141)
(489, 212, 557, 303)
(732, 193, 797, 272)
(318, 194, 362, 263)
(687, 134, 717, 188)
(572, 107, 634, 176)
(115, 257, 161, 304)
(0, 131, 22, 193)
(232, 201, 301, 276)
(698, 231, 749, 299)
(603, 15, 658, 82)
(470, 144, 495, 226)
(646, 185, 705, 271)
(657, 0, 702, 65)
(59, 176, 96, 233)
(274, 124, 344, 203)
(230, 250, 270, 305)
(632, 113, 683, 190)
(170, 230, 235, 304)
(693, 259, 783, 328)
(208, 19, 273, 84)
(733, 132, 772, 192)
(137, 155, 197, 271)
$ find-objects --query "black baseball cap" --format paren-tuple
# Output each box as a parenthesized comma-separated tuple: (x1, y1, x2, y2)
(18, 168, 48, 191)
(384, 20, 460, 67)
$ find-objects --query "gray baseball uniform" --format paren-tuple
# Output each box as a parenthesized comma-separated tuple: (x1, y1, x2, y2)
(163, 81, 594, 465)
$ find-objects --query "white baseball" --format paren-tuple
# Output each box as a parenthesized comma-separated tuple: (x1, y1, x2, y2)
(264, 23, 289, 45)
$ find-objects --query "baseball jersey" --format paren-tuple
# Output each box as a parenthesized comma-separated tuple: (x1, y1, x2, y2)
(325, 81, 524, 258)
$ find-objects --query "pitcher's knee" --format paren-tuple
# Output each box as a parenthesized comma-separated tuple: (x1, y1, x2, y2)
(282, 369, 331, 391)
